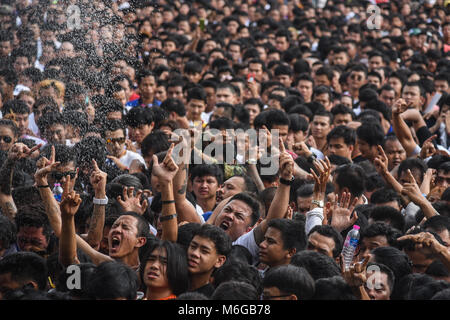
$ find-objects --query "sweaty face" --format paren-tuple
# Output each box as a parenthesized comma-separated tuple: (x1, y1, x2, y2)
(0, 126, 16, 151)
(215, 199, 253, 241)
(356, 138, 377, 161)
(105, 129, 126, 158)
(44, 124, 66, 144)
(401, 85, 423, 109)
(333, 113, 353, 126)
(216, 88, 235, 105)
(108, 215, 143, 259)
(186, 99, 206, 121)
(328, 137, 353, 160)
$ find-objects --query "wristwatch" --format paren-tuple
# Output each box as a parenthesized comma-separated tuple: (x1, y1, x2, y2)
(93, 196, 108, 205)
(279, 176, 294, 186)
(311, 199, 324, 208)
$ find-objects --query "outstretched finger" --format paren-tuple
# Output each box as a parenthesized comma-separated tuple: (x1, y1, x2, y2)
(406, 169, 417, 184)
(50, 145, 56, 164)
(62, 174, 71, 198)
(424, 134, 437, 146)
(278, 137, 285, 153)
(92, 159, 100, 172)
(27, 144, 42, 155)
(361, 255, 370, 270)
(165, 143, 175, 161)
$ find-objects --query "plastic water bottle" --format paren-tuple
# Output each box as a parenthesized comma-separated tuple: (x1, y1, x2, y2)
(341, 225, 360, 271)
(52, 183, 63, 202)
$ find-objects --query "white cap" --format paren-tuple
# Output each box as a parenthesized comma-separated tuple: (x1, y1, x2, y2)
(13, 84, 31, 96)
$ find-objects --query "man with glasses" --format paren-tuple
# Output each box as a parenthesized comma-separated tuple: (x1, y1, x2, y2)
(103, 119, 146, 171)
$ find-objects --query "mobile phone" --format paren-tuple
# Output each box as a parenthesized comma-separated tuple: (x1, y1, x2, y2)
(199, 18, 205, 32)
(247, 73, 255, 82)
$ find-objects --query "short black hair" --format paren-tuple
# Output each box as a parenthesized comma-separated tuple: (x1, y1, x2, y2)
(290, 251, 341, 280)
(0, 252, 48, 291)
(190, 164, 224, 185)
(327, 125, 356, 146)
(267, 219, 307, 252)
(356, 122, 385, 146)
(369, 206, 405, 232)
(192, 224, 232, 257)
(87, 261, 139, 300)
(263, 265, 315, 300)
(124, 106, 154, 127)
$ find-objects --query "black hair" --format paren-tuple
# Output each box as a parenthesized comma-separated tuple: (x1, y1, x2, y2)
(369, 206, 405, 232)
(124, 106, 154, 128)
(288, 113, 308, 133)
(87, 261, 139, 300)
(192, 224, 232, 257)
(326, 125, 356, 146)
(213, 260, 263, 296)
(267, 219, 307, 253)
(0, 252, 48, 291)
(140, 130, 170, 158)
(211, 281, 259, 300)
(136, 69, 157, 85)
(334, 164, 367, 198)
(139, 240, 189, 296)
(313, 276, 357, 300)
(366, 262, 396, 293)
(290, 251, 341, 280)
(159, 98, 186, 116)
(253, 108, 289, 130)
(263, 265, 315, 300)
(356, 121, 384, 146)
(190, 164, 224, 185)
(177, 223, 202, 252)
(397, 158, 427, 184)
(370, 188, 402, 207)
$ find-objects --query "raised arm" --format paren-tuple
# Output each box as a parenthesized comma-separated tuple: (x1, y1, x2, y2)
(34, 145, 63, 237)
(401, 169, 438, 219)
(85, 159, 107, 250)
(373, 145, 404, 195)
(59, 175, 82, 267)
(253, 138, 294, 244)
(152, 143, 179, 242)
(392, 99, 419, 157)
(171, 133, 202, 224)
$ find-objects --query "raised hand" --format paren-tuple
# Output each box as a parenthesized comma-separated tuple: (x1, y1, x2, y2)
(89, 159, 107, 197)
(9, 142, 41, 161)
(117, 186, 149, 215)
(293, 141, 313, 158)
(310, 157, 331, 197)
(106, 155, 128, 171)
(278, 138, 294, 180)
(419, 135, 437, 159)
(397, 232, 446, 257)
(329, 192, 359, 232)
(35, 145, 61, 185)
(152, 143, 179, 184)
(373, 145, 388, 174)
(60, 174, 82, 217)
(392, 98, 409, 115)
(341, 255, 370, 288)
(401, 169, 427, 204)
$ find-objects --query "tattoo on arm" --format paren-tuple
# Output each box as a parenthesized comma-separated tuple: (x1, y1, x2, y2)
(177, 165, 188, 195)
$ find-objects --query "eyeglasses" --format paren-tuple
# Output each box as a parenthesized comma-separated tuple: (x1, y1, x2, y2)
(0, 136, 12, 143)
(106, 137, 126, 145)
(51, 171, 77, 181)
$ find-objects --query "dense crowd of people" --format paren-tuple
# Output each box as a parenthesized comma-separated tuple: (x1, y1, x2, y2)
(0, 0, 450, 301)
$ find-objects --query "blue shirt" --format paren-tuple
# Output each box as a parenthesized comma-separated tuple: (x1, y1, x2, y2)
(125, 98, 161, 109)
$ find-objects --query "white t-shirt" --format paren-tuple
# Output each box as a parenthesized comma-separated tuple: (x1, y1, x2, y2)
(120, 150, 146, 168)
(233, 229, 260, 265)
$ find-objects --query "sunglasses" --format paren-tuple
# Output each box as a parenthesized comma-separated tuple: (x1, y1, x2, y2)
(51, 171, 77, 181)
(0, 136, 12, 143)
(106, 137, 126, 145)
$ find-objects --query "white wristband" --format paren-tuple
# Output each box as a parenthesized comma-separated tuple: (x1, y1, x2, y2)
(93, 196, 108, 205)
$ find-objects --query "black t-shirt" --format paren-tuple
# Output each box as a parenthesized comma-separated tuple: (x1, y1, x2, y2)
(191, 283, 215, 298)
